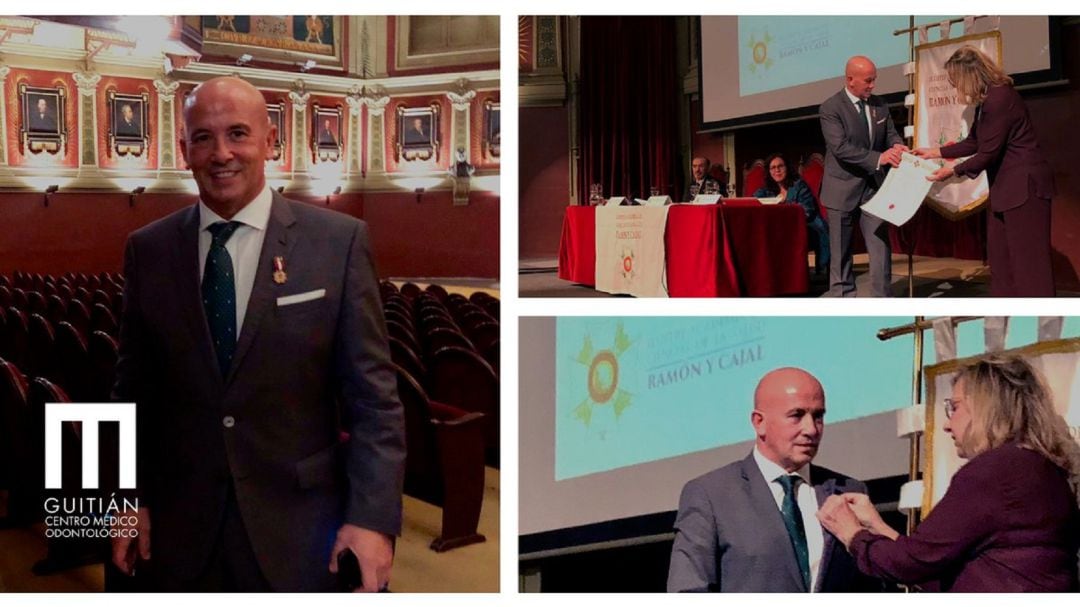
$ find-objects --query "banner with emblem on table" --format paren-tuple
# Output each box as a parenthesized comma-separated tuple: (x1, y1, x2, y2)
(914, 31, 1001, 219)
(594, 206, 669, 297)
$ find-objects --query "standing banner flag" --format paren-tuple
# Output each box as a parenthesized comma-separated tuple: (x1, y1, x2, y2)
(914, 31, 1002, 219)
(594, 206, 669, 297)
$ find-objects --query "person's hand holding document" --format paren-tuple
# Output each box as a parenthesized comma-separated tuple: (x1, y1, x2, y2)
(861, 152, 936, 227)
(879, 143, 909, 168)
(912, 147, 956, 182)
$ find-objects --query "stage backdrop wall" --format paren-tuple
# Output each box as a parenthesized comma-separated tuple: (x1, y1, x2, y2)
(0, 191, 499, 279)
(519, 105, 570, 260)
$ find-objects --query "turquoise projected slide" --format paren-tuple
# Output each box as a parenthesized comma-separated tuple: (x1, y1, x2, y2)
(737, 16, 958, 97)
(554, 317, 1080, 481)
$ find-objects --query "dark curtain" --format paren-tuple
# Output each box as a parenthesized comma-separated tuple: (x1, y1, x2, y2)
(578, 17, 679, 203)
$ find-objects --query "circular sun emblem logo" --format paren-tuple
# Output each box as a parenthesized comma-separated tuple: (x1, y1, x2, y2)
(753, 41, 768, 65)
(622, 256, 633, 273)
(587, 350, 619, 404)
(573, 324, 634, 427)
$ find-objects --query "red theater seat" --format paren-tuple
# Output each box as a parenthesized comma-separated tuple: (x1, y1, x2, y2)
(389, 336, 426, 385)
(3, 307, 29, 369)
(801, 153, 826, 221)
(424, 327, 475, 354)
(26, 313, 55, 381)
(87, 331, 118, 402)
(0, 358, 36, 525)
(467, 321, 500, 354)
(743, 159, 766, 197)
(424, 284, 449, 302)
(54, 322, 90, 402)
(91, 303, 118, 336)
(395, 363, 486, 552)
(427, 346, 499, 467)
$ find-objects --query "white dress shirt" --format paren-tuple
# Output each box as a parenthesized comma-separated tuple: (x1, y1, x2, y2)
(844, 87, 874, 140)
(752, 446, 825, 592)
(197, 186, 272, 339)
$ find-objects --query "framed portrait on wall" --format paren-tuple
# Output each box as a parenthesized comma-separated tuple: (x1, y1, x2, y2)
(20, 84, 66, 155)
(396, 104, 439, 162)
(484, 100, 500, 159)
(312, 104, 342, 163)
(267, 101, 286, 161)
(108, 91, 150, 157)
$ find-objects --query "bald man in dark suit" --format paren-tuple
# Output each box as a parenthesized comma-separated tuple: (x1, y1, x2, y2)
(819, 56, 906, 297)
(111, 76, 404, 592)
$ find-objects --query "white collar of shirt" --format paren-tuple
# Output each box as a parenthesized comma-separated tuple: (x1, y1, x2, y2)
(753, 445, 811, 488)
(752, 445, 825, 592)
(198, 185, 273, 233)
(844, 87, 865, 107)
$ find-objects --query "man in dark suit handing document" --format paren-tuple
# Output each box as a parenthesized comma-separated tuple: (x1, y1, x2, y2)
(110, 76, 405, 592)
(819, 56, 908, 297)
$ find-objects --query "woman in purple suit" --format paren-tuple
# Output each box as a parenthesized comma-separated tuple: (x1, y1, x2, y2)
(817, 356, 1080, 592)
(914, 46, 1056, 297)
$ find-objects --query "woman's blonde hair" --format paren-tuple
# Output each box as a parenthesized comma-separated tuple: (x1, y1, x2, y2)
(953, 355, 1080, 504)
(945, 45, 1013, 105)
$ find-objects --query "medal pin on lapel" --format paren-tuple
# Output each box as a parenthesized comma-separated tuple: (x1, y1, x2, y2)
(273, 256, 287, 284)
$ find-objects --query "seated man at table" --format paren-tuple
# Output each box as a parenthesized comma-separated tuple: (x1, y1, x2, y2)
(683, 156, 722, 202)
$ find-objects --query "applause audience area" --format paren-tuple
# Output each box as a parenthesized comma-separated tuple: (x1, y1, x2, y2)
(0, 271, 499, 587)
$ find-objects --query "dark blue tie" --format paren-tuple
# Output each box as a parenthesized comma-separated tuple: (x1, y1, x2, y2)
(777, 474, 811, 591)
(202, 221, 242, 378)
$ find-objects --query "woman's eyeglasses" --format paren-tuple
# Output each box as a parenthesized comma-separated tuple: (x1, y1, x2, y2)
(943, 397, 963, 419)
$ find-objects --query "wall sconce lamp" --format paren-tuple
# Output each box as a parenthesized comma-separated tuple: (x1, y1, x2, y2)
(129, 186, 146, 207)
(299, 60, 317, 73)
(326, 185, 342, 206)
(236, 53, 253, 66)
(414, 187, 425, 204)
(44, 184, 59, 207)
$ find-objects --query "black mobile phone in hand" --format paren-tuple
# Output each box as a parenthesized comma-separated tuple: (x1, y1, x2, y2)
(337, 549, 363, 592)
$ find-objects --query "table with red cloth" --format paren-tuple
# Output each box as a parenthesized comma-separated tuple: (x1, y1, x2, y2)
(558, 200, 809, 297)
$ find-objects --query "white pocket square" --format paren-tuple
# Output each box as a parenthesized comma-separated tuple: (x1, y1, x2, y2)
(277, 289, 326, 307)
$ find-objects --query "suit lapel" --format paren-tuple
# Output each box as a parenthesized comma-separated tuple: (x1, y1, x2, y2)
(175, 205, 222, 386)
(225, 193, 298, 386)
(812, 472, 838, 592)
(740, 454, 807, 592)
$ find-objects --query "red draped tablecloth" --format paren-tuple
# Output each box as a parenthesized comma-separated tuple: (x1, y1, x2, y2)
(558, 206, 596, 286)
(557, 201, 809, 297)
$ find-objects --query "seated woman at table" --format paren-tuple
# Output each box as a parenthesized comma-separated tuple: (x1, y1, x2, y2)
(752, 153, 829, 275)
(817, 355, 1080, 592)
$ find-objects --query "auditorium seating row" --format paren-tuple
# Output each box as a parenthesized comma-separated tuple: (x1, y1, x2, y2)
(0, 359, 113, 574)
(1, 273, 493, 557)
(379, 281, 500, 470)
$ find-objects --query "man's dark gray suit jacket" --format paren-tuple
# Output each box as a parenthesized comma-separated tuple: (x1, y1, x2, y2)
(818, 90, 904, 212)
(113, 191, 405, 591)
(667, 453, 878, 592)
